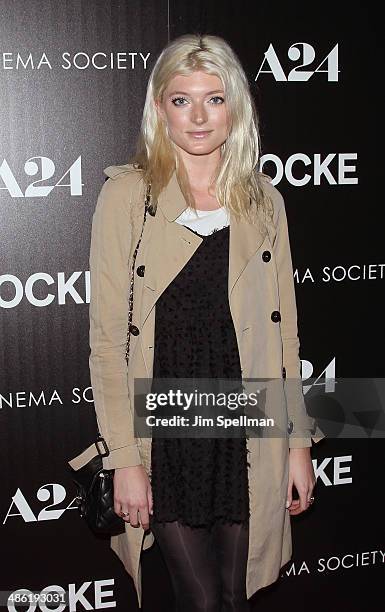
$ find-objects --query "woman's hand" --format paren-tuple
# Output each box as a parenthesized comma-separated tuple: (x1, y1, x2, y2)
(286, 447, 316, 515)
(113, 465, 153, 530)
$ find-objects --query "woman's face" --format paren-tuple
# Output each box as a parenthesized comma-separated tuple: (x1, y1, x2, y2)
(156, 70, 230, 160)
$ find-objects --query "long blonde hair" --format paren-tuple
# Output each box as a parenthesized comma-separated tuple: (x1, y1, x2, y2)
(131, 33, 273, 225)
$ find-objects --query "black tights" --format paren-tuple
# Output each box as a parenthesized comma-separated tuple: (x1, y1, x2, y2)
(150, 517, 250, 612)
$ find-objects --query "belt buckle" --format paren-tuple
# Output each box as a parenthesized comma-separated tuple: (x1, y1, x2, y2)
(95, 436, 110, 458)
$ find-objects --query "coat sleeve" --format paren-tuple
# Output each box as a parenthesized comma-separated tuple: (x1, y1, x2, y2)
(272, 189, 325, 449)
(87, 176, 143, 469)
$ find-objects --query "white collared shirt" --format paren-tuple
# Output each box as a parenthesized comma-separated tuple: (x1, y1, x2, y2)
(175, 206, 230, 236)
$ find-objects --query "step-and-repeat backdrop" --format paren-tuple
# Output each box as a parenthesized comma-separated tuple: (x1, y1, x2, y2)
(1, 1, 383, 611)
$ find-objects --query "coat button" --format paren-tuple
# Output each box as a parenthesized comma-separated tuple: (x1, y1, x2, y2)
(282, 366, 286, 379)
(130, 324, 140, 336)
(148, 205, 156, 217)
(137, 265, 145, 277)
(271, 310, 281, 322)
(262, 250, 271, 262)
(287, 420, 294, 434)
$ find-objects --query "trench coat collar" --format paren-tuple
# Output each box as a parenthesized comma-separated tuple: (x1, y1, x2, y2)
(155, 170, 189, 221)
(155, 167, 268, 254)
(156, 169, 265, 238)
(139, 170, 268, 327)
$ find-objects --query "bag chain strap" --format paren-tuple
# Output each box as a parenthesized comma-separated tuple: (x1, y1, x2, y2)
(95, 182, 151, 451)
(125, 182, 152, 366)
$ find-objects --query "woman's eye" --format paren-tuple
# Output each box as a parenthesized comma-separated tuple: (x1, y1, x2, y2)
(171, 97, 187, 106)
(210, 96, 225, 104)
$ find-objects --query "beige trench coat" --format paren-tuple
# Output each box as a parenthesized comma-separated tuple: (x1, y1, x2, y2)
(69, 164, 324, 608)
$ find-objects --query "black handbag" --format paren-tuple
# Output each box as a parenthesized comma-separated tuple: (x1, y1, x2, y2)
(69, 182, 152, 536)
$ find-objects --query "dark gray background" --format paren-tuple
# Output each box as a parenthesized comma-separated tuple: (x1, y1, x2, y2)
(0, 1, 383, 610)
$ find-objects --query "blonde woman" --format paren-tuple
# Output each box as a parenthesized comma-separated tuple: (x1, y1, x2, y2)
(71, 33, 323, 611)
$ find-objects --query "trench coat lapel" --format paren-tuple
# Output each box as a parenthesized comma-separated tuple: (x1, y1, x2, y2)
(140, 170, 267, 327)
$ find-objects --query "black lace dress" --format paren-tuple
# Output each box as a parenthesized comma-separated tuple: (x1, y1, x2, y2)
(149, 224, 250, 528)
